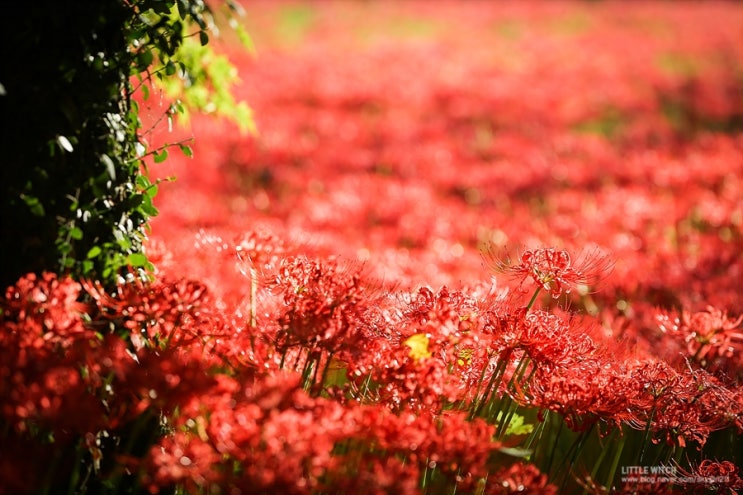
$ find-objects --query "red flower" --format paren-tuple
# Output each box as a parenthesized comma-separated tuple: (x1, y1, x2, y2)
(674, 460, 743, 494)
(486, 462, 557, 494)
(517, 357, 636, 432)
(271, 256, 380, 355)
(626, 361, 739, 449)
(486, 247, 613, 300)
(81, 277, 214, 350)
(657, 306, 743, 368)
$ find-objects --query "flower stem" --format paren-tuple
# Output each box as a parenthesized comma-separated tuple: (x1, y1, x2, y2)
(604, 428, 627, 490)
(526, 287, 542, 311)
(470, 351, 510, 419)
(637, 407, 655, 465)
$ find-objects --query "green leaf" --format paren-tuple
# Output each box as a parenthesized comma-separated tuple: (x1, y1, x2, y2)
(234, 24, 256, 54)
(21, 194, 45, 217)
(495, 412, 534, 436)
(127, 194, 144, 209)
(137, 49, 154, 71)
(498, 447, 533, 458)
(145, 183, 158, 198)
(69, 227, 83, 240)
(58, 242, 72, 255)
(153, 149, 169, 163)
(82, 260, 94, 274)
(179, 143, 193, 157)
(136, 175, 151, 189)
(138, 195, 159, 216)
(140, 203, 159, 217)
(199, 31, 209, 46)
(87, 246, 102, 259)
(127, 253, 148, 267)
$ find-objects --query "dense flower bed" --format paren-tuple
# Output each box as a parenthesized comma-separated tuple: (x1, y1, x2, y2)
(2, 1, 743, 494)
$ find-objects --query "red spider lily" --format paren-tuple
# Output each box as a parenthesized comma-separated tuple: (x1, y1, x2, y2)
(235, 229, 288, 270)
(1, 272, 90, 348)
(586, 479, 676, 495)
(1, 272, 232, 494)
(485, 246, 613, 300)
(327, 456, 419, 495)
(143, 371, 503, 495)
(0, 274, 108, 437)
(515, 357, 637, 432)
(343, 286, 495, 413)
(507, 309, 599, 369)
(626, 361, 740, 449)
(81, 277, 220, 350)
(657, 306, 743, 369)
(270, 256, 378, 353)
(485, 461, 557, 494)
(673, 460, 743, 494)
(354, 336, 465, 413)
(144, 373, 356, 494)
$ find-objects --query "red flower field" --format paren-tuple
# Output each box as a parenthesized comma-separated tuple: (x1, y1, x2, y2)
(3, 1, 743, 494)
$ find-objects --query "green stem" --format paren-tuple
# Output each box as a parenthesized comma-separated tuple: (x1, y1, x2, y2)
(495, 356, 532, 436)
(463, 358, 490, 412)
(526, 287, 542, 311)
(358, 372, 373, 403)
(604, 428, 627, 490)
(637, 407, 655, 465)
(584, 428, 614, 494)
(316, 352, 335, 394)
(523, 411, 548, 452)
(494, 399, 514, 435)
(300, 351, 318, 391)
(65, 441, 85, 495)
(558, 424, 594, 490)
(544, 417, 563, 477)
(471, 356, 509, 419)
